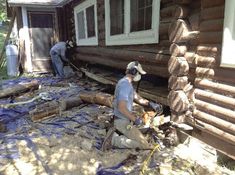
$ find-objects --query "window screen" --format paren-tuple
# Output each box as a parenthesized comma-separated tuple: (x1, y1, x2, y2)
(77, 11, 85, 39)
(110, 0, 124, 35)
(86, 5, 95, 37)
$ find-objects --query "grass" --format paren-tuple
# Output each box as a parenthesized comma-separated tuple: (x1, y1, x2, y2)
(0, 24, 11, 80)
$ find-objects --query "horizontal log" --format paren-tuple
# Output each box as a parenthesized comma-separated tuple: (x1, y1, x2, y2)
(194, 99, 235, 123)
(199, 19, 224, 32)
(184, 52, 216, 67)
(76, 47, 170, 65)
(186, 116, 235, 146)
(75, 53, 170, 78)
(194, 78, 235, 97)
(138, 90, 168, 106)
(0, 80, 39, 99)
(159, 22, 171, 35)
(201, 6, 224, 20)
(196, 44, 221, 56)
(199, 31, 223, 44)
(169, 43, 187, 56)
(195, 67, 214, 78)
(195, 88, 235, 110)
(168, 56, 189, 76)
(173, 0, 192, 4)
(173, 5, 189, 19)
(193, 109, 235, 135)
(201, 0, 225, 8)
(161, 0, 173, 4)
(160, 5, 175, 18)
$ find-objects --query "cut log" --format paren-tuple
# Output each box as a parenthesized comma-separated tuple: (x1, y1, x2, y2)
(200, 19, 224, 32)
(79, 91, 114, 108)
(0, 80, 39, 99)
(169, 43, 187, 56)
(195, 88, 235, 111)
(168, 75, 188, 90)
(194, 99, 235, 123)
(169, 19, 199, 43)
(201, 6, 224, 20)
(186, 116, 235, 146)
(195, 67, 214, 78)
(194, 78, 235, 97)
(168, 90, 190, 113)
(168, 56, 189, 76)
(184, 52, 216, 67)
(173, 5, 189, 19)
(59, 96, 83, 111)
(30, 102, 60, 122)
(201, 0, 225, 8)
(193, 109, 235, 135)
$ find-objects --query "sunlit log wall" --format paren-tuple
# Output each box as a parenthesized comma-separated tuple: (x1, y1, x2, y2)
(168, 0, 235, 159)
(63, 0, 235, 158)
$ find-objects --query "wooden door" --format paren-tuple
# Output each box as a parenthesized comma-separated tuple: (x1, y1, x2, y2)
(28, 12, 55, 72)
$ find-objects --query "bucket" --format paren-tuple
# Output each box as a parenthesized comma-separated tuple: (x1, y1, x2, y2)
(6, 44, 18, 77)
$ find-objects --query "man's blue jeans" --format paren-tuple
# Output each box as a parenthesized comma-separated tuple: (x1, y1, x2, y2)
(50, 52, 64, 77)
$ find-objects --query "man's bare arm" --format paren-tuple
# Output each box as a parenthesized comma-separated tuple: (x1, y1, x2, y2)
(118, 100, 136, 122)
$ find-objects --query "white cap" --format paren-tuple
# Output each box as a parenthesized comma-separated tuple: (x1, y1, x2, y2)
(126, 61, 146, 75)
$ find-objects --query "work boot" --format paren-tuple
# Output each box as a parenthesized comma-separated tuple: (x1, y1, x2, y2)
(102, 127, 116, 151)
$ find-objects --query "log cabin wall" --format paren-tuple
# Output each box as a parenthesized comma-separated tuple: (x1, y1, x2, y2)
(67, 0, 235, 158)
(72, 0, 173, 78)
(168, 0, 235, 159)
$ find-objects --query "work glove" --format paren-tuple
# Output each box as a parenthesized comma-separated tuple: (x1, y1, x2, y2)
(134, 117, 143, 126)
(149, 101, 163, 114)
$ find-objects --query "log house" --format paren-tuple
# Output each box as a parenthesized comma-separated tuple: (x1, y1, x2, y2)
(6, 0, 235, 159)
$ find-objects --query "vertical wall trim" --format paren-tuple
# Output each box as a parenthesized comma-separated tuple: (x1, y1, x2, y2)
(21, 7, 32, 72)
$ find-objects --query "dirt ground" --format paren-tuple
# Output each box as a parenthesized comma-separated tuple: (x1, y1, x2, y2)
(0, 74, 234, 175)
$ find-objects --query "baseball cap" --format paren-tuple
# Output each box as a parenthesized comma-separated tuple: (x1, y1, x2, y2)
(126, 61, 146, 75)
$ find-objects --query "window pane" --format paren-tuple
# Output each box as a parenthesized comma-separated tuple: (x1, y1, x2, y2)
(131, 0, 152, 32)
(110, 0, 124, 35)
(86, 5, 95, 38)
(77, 11, 85, 39)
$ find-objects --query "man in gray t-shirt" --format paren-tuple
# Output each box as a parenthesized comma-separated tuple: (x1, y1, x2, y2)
(50, 41, 74, 78)
(102, 61, 153, 151)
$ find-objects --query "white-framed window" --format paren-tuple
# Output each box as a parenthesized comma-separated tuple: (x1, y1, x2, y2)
(74, 0, 98, 46)
(105, 0, 160, 46)
(221, 0, 235, 68)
